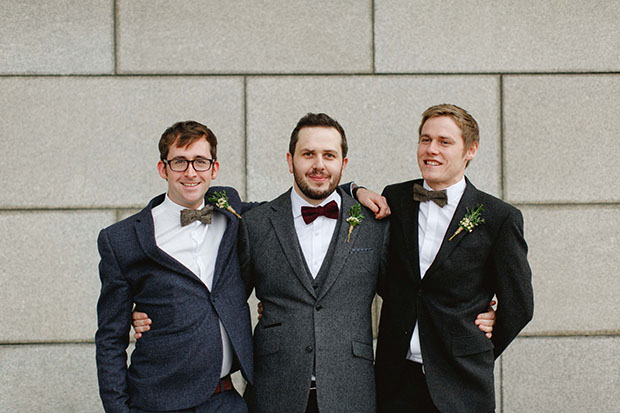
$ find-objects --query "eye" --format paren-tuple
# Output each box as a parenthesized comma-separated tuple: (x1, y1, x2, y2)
(442, 140, 451, 145)
(171, 159, 187, 167)
(194, 158, 211, 167)
(420, 137, 431, 143)
(325, 153, 336, 159)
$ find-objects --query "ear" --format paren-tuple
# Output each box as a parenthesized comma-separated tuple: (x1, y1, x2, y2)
(287, 152, 294, 174)
(210, 160, 220, 180)
(157, 160, 168, 180)
(341, 157, 348, 173)
(465, 141, 479, 161)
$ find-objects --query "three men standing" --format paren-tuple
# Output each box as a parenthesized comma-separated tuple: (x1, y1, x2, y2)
(100, 105, 529, 412)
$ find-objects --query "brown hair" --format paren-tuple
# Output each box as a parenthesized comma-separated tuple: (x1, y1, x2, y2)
(159, 121, 218, 160)
(418, 104, 479, 150)
(289, 113, 348, 158)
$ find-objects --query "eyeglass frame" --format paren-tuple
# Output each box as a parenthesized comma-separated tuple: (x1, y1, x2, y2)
(162, 157, 216, 172)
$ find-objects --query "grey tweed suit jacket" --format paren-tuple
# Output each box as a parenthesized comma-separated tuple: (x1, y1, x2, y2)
(239, 188, 389, 413)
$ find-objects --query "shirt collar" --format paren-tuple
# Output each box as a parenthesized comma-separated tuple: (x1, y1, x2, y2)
(162, 193, 205, 216)
(422, 177, 466, 207)
(290, 187, 342, 219)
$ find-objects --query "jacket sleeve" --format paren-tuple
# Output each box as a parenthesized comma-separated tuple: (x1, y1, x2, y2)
(490, 208, 534, 358)
(95, 229, 132, 413)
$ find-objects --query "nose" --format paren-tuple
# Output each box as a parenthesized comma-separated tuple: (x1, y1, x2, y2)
(184, 161, 198, 176)
(313, 157, 325, 170)
(427, 140, 440, 154)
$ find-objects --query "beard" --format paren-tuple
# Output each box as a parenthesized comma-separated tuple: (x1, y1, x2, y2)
(293, 165, 342, 201)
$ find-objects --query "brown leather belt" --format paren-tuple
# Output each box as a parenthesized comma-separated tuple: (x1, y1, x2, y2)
(213, 374, 233, 394)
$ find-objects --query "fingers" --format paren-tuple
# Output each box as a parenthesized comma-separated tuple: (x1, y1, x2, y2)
(134, 332, 142, 340)
(133, 318, 152, 327)
(374, 203, 391, 219)
(132, 311, 149, 321)
(475, 318, 494, 331)
(257, 302, 263, 320)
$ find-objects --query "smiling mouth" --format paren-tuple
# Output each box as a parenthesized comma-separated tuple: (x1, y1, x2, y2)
(424, 160, 441, 166)
(181, 182, 200, 187)
(309, 175, 328, 183)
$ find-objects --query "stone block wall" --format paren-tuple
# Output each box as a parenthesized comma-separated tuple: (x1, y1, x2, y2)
(1, 1, 618, 411)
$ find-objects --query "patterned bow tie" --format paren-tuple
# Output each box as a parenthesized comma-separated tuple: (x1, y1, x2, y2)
(301, 200, 339, 224)
(413, 183, 448, 207)
(180, 204, 214, 226)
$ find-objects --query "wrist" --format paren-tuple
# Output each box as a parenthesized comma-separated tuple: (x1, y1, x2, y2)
(352, 185, 366, 200)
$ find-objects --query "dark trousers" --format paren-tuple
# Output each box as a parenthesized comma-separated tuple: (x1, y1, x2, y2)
(305, 382, 319, 413)
(379, 360, 439, 413)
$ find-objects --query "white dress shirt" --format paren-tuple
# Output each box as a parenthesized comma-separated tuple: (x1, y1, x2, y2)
(151, 194, 233, 378)
(290, 189, 341, 278)
(407, 177, 466, 363)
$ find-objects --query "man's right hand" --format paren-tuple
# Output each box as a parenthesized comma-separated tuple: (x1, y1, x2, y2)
(132, 311, 151, 339)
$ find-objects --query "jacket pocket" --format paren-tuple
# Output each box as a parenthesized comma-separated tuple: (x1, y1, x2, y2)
(254, 323, 281, 356)
(352, 340, 374, 361)
(452, 333, 494, 357)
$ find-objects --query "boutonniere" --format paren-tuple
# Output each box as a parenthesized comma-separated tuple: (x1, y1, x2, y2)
(208, 190, 242, 219)
(345, 203, 365, 243)
(449, 204, 485, 241)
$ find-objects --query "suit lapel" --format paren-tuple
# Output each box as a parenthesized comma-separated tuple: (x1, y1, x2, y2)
(388, 179, 423, 285)
(424, 178, 479, 279)
(134, 195, 200, 281)
(207, 188, 239, 291)
(269, 191, 317, 298)
(316, 189, 359, 301)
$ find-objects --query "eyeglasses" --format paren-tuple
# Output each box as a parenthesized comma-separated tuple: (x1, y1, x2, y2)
(163, 158, 215, 172)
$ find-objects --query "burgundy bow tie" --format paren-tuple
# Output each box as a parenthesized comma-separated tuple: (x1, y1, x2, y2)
(301, 200, 339, 224)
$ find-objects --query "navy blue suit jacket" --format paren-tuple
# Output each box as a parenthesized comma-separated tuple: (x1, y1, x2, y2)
(95, 186, 255, 412)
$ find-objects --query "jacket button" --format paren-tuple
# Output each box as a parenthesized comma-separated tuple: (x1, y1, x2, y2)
(305, 346, 313, 353)
(315, 304, 323, 311)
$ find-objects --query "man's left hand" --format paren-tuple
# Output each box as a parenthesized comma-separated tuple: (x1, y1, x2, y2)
(475, 300, 497, 339)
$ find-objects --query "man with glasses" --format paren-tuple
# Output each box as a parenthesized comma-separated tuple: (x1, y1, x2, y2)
(95, 121, 257, 412)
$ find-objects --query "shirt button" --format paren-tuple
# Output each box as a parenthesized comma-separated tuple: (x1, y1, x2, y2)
(315, 304, 323, 311)
(305, 346, 313, 353)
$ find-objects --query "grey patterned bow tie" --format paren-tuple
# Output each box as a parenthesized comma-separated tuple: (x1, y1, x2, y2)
(180, 204, 214, 226)
(413, 183, 448, 207)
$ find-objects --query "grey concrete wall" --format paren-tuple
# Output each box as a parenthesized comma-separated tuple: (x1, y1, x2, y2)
(1, 1, 618, 411)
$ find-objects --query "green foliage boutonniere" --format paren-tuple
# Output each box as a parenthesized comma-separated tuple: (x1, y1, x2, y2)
(208, 190, 242, 219)
(345, 203, 365, 243)
(449, 204, 485, 241)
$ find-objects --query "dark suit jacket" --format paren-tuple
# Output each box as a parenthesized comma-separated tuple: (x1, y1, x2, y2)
(375, 178, 533, 412)
(95, 186, 255, 413)
(239, 188, 389, 413)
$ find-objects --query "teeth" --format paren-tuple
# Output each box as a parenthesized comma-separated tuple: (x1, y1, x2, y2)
(182, 183, 199, 187)
(426, 160, 440, 166)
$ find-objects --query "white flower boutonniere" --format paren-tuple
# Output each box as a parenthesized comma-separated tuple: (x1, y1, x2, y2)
(208, 190, 242, 219)
(346, 203, 365, 243)
(449, 204, 485, 241)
